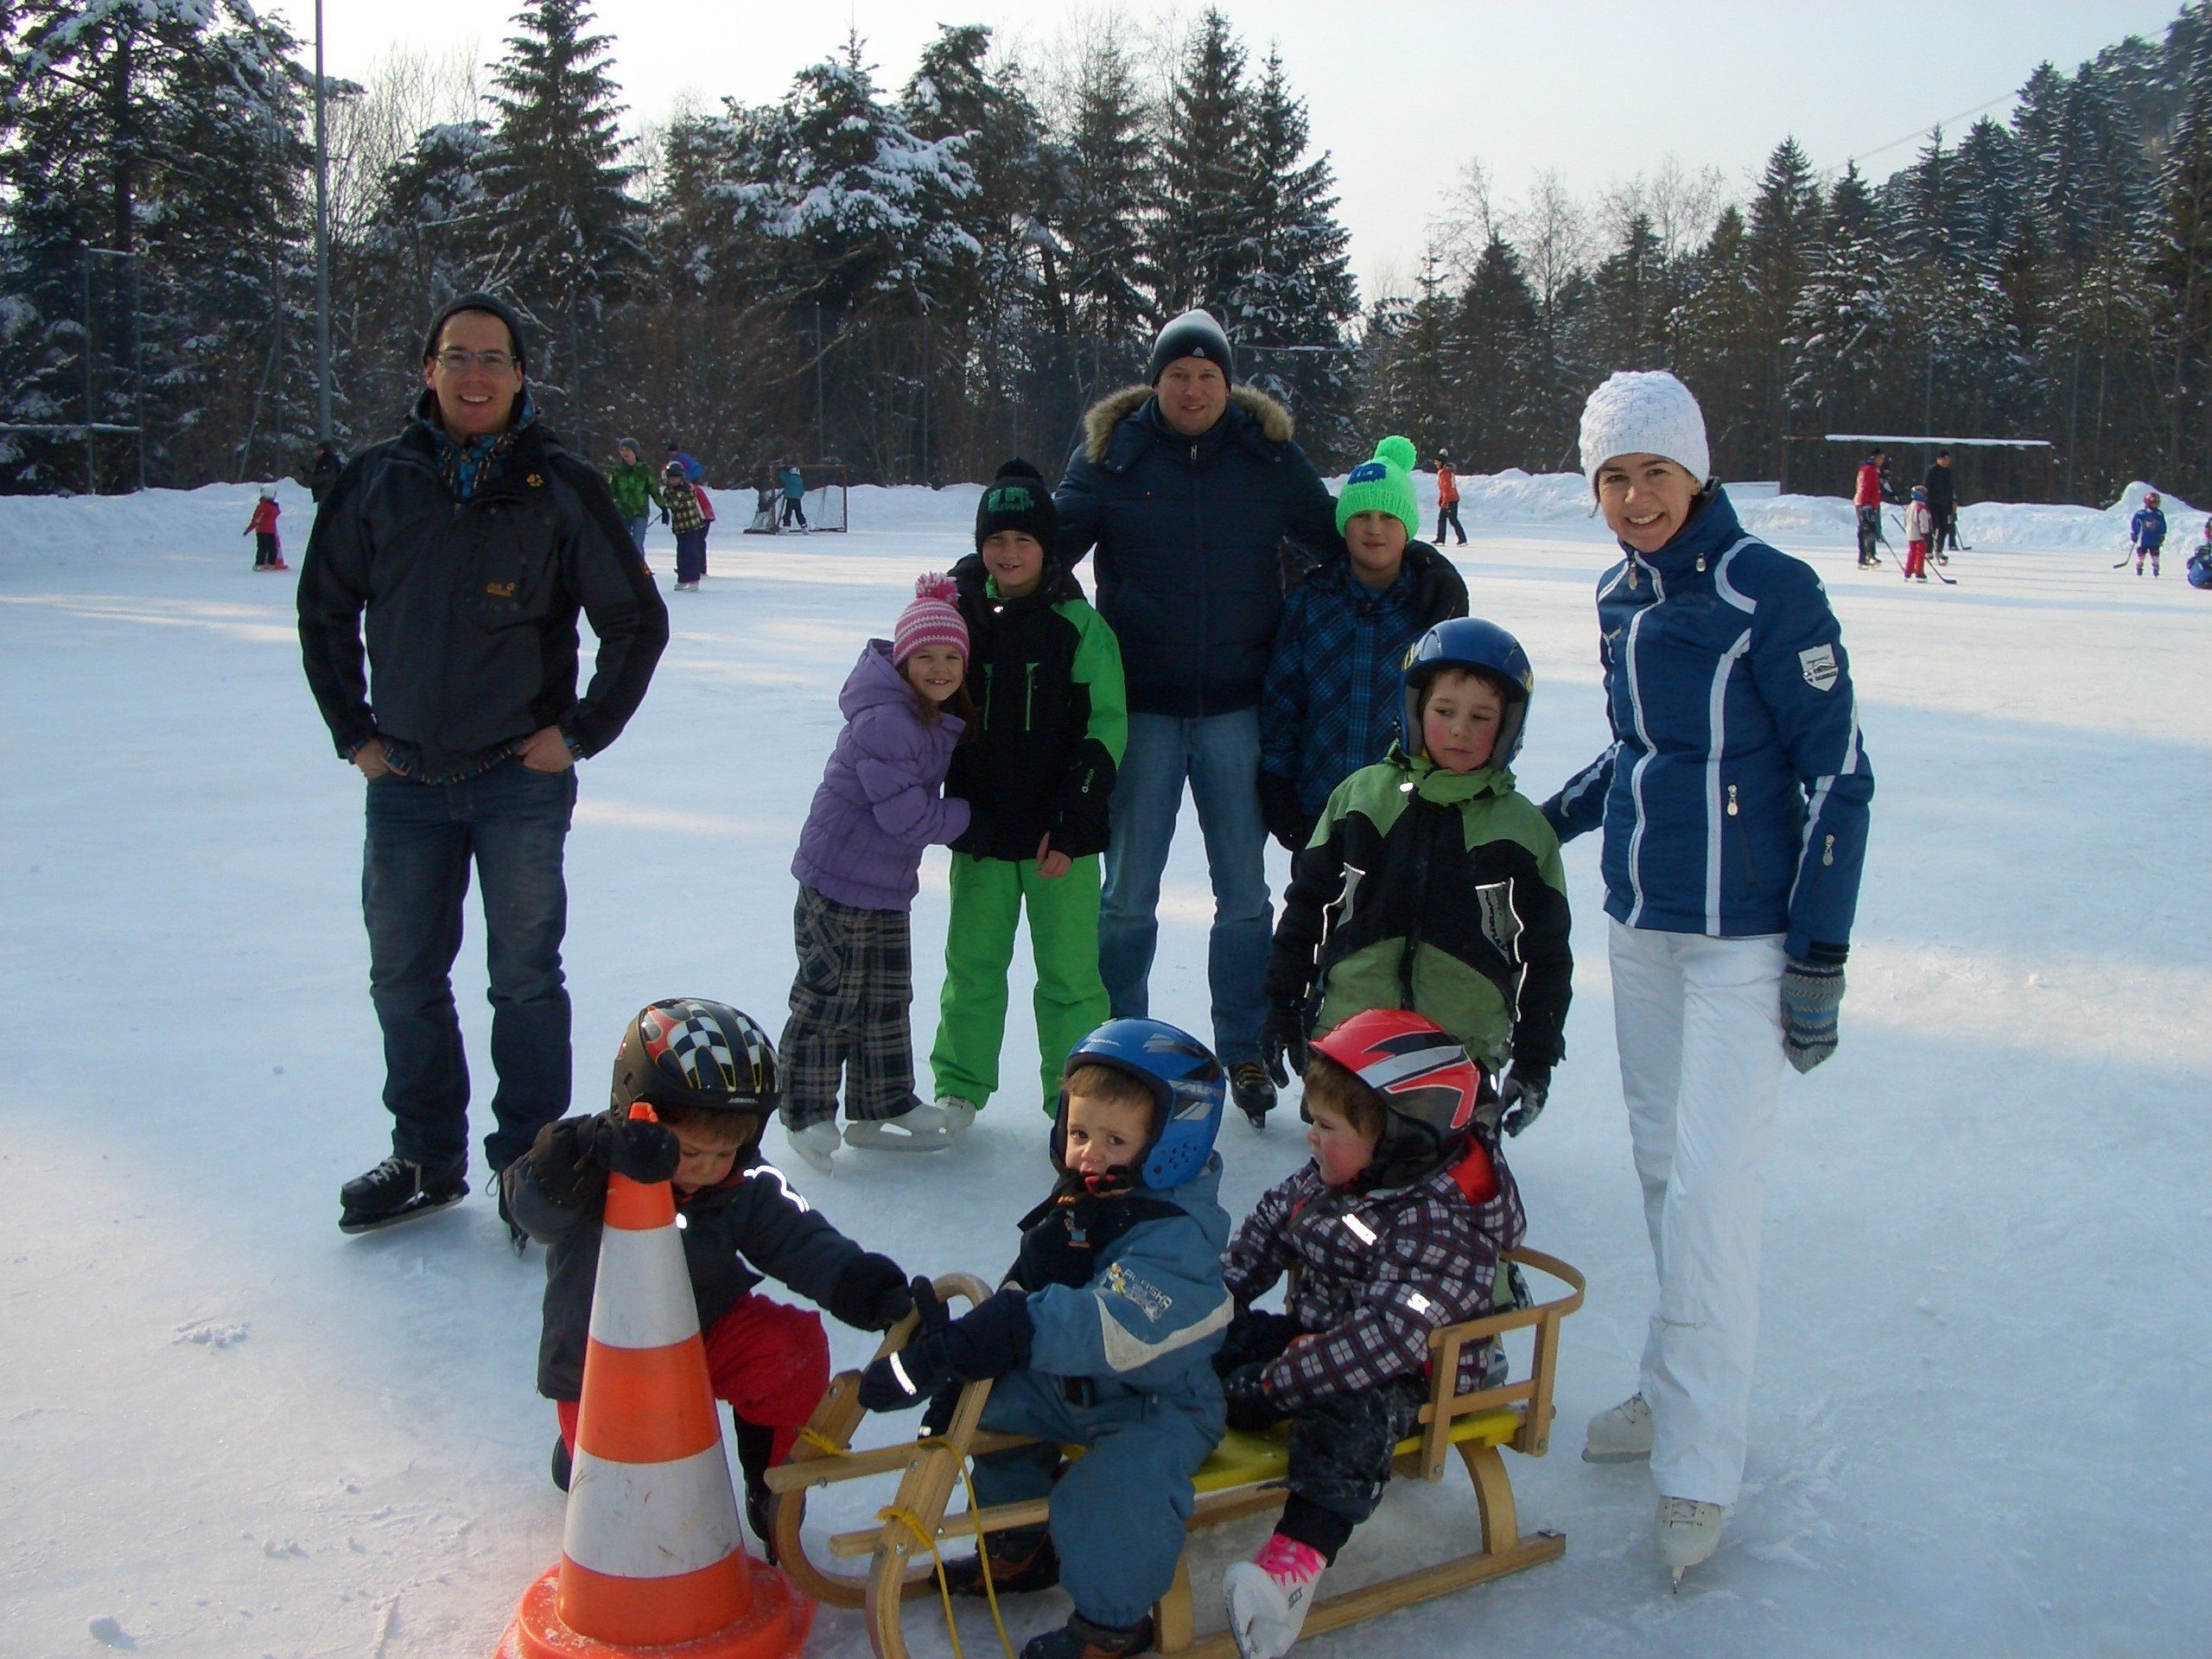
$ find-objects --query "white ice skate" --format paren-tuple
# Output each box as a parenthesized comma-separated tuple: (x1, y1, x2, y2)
(1655, 1496, 1723, 1588)
(1582, 1392, 1654, 1463)
(785, 1121, 840, 1175)
(931, 1096, 979, 1139)
(842, 1100, 956, 1151)
(1222, 1536, 1323, 1659)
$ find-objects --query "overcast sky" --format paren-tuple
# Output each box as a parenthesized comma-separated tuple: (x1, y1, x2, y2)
(300, 0, 2189, 301)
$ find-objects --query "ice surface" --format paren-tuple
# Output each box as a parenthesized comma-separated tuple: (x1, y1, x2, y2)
(2, 475, 2206, 1656)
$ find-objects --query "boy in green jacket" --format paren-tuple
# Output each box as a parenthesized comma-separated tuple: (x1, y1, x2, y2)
(607, 437, 665, 560)
(1264, 619, 1571, 1138)
(931, 460, 1128, 1132)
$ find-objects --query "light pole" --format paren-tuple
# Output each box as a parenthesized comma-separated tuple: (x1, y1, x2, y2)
(313, 0, 333, 443)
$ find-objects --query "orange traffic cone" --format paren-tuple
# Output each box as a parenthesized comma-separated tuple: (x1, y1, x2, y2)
(499, 1105, 814, 1659)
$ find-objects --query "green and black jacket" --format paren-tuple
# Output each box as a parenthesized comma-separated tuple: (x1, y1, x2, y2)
(1267, 747, 1573, 1074)
(946, 553, 1128, 862)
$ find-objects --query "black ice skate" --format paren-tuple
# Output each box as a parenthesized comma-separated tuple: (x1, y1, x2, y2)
(1229, 1062, 1277, 1128)
(338, 1155, 467, 1234)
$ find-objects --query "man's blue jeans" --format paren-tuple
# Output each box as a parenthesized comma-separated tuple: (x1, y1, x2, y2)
(1098, 709, 1272, 1065)
(363, 760, 576, 1177)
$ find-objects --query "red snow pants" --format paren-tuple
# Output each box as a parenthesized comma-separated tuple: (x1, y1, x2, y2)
(557, 1292, 831, 1463)
(1904, 540, 1929, 579)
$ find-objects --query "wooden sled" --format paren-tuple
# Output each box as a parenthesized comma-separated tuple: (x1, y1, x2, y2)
(765, 1249, 1585, 1659)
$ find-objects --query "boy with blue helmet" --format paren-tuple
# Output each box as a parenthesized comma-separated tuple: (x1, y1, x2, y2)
(856, 1017, 1231, 1659)
(1265, 617, 1573, 1135)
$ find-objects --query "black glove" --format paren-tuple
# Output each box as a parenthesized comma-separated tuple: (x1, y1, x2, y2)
(857, 1286, 1033, 1413)
(523, 1116, 609, 1208)
(948, 801, 996, 858)
(1262, 1001, 1310, 1090)
(1497, 1064, 1551, 1138)
(598, 1111, 682, 1183)
(1218, 1362, 1279, 1434)
(828, 1252, 914, 1332)
(658, 506, 670, 524)
(1256, 772, 1308, 854)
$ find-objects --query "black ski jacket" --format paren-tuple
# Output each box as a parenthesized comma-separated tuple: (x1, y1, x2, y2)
(504, 1119, 867, 1401)
(297, 400, 667, 777)
(945, 554, 1128, 861)
(1921, 463, 1956, 515)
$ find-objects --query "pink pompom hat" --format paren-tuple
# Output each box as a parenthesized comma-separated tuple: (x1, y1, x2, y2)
(893, 572, 969, 665)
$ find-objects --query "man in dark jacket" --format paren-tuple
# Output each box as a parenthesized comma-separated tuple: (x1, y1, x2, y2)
(1054, 309, 1341, 1124)
(304, 440, 344, 507)
(1922, 449, 1959, 555)
(299, 291, 670, 1237)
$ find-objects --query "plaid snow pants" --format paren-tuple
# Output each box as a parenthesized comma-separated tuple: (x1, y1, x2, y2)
(780, 885, 925, 1128)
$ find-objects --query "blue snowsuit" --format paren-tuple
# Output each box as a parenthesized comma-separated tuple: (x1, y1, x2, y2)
(2131, 506, 2167, 550)
(1545, 486, 1872, 960)
(968, 1158, 1231, 1628)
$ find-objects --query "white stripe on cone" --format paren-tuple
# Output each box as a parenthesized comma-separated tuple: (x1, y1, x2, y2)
(563, 1445, 748, 1580)
(586, 1226, 704, 1349)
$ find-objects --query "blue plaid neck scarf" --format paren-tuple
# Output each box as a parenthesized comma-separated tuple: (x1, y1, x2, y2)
(418, 391, 537, 501)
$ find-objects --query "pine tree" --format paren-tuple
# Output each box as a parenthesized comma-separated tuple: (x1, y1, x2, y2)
(1222, 48, 1360, 464)
(1787, 166, 1890, 432)
(1039, 22, 1152, 404)
(1448, 235, 1541, 470)
(0, 0, 311, 489)
(1145, 9, 1250, 322)
(1740, 137, 1821, 474)
(2158, 11, 2212, 474)
(480, 0, 642, 443)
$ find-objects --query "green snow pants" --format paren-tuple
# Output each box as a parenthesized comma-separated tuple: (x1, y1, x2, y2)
(931, 850, 1109, 1112)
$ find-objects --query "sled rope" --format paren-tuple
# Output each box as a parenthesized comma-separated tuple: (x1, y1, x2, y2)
(872, 1454, 1018, 1659)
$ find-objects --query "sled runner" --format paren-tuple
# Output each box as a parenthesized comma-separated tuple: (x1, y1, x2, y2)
(765, 1249, 1585, 1658)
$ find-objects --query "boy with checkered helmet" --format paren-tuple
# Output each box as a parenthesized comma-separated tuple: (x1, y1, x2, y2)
(502, 998, 917, 1560)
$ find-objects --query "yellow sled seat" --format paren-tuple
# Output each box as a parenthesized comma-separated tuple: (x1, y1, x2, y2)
(1192, 1404, 1523, 1497)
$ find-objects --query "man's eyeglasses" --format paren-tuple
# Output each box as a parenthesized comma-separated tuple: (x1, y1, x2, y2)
(433, 349, 516, 372)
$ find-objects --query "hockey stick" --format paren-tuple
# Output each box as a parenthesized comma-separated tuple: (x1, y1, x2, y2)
(2113, 551, 2137, 569)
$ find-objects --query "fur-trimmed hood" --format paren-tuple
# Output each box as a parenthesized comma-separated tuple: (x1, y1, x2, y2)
(1083, 383, 1296, 463)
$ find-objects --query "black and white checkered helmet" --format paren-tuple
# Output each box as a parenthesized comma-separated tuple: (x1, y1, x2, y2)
(612, 999, 779, 1118)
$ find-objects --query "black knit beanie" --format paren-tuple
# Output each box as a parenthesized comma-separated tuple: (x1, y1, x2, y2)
(423, 291, 529, 372)
(1145, 308, 1234, 385)
(975, 458, 1059, 563)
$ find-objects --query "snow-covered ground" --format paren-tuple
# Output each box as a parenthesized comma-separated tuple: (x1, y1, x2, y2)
(3, 475, 2207, 1658)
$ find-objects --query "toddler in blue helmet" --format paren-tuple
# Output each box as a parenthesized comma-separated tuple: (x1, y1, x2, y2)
(857, 1017, 1232, 1659)
(1264, 618, 1573, 1137)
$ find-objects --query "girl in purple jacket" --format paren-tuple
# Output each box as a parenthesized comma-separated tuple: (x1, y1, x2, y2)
(781, 575, 976, 1173)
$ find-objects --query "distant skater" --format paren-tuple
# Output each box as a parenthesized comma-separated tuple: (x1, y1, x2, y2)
(245, 484, 286, 571)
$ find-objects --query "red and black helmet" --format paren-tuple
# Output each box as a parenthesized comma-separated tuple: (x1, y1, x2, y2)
(1310, 1008, 1483, 1168)
(610, 999, 779, 1117)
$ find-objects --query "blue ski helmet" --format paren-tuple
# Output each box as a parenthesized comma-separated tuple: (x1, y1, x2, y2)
(1053, 1018, 1225, 1189)
(1401, 617, 1535, 766)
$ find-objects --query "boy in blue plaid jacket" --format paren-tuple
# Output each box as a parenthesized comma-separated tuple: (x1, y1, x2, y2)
(1257, 435, 1466, 851)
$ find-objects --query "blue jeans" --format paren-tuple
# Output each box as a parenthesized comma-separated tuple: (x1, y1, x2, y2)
(624, 515, 649, 555)
(363, 760, 576, 1177)
(1098, 709, 1272, 1065)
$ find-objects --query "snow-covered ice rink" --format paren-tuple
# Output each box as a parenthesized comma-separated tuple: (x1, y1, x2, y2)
(3, 475, 2207, 1657)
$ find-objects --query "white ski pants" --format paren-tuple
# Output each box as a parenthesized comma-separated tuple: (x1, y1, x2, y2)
(1608, 918, 1787, 1508)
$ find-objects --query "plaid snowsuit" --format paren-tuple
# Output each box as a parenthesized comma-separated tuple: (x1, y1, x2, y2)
(1222, 1143, 1526, 1410)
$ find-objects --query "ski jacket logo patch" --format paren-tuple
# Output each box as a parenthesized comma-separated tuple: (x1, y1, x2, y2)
(1474, 880, 1522, 959)
(1798, 644, 1839, 692)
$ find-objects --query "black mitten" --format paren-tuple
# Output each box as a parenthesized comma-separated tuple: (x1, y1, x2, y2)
(1256, 772, 1309, 854)
(828, 1253, 914, 1331)
(600, 1112, 681, 1183)
(524, 1116, 607, 1209)
(1218, 1362, 1279, 1433)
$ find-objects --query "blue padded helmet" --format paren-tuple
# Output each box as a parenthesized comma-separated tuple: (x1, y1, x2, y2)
(1053, 1018, 1225, 1189)
(1400, 617, 1535, 767)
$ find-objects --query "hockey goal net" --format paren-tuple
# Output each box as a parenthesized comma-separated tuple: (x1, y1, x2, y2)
(742, 462, 849, 533)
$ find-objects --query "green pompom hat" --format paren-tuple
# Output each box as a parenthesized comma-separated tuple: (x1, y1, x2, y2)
(1336, 435, 1421, 538)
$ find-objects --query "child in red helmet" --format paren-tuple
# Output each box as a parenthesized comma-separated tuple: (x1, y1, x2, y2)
(1214, 1009, 1526, 1659)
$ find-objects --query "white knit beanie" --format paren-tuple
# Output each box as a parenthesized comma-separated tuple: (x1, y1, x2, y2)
(1578, 371, 1710, 489)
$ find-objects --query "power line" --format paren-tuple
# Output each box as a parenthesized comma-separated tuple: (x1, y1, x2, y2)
(1840, 89, 2018, 175)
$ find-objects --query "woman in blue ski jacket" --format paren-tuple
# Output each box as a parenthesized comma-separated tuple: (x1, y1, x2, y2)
(1540, 371, 1872, 1584)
